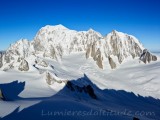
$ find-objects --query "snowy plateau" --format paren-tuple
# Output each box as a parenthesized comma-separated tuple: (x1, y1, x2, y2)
(0, 24, 160, 120)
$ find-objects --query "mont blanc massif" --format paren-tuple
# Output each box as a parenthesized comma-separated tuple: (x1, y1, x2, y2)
(0, 25, 160, 120)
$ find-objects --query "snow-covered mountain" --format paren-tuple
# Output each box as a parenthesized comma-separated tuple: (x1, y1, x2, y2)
(0, 24, 157, 71)
(0, 25, 160, 120)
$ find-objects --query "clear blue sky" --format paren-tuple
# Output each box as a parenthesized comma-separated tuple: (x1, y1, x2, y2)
(0, 0, 160, 51)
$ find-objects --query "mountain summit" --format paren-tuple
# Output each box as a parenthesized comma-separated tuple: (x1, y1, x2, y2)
(0, 25, 157, 71)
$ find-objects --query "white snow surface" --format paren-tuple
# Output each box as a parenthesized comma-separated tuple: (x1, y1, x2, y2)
(0, 52, 160, 119)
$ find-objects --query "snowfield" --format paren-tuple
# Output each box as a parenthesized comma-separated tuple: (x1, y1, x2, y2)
(0, 52, 160, 120)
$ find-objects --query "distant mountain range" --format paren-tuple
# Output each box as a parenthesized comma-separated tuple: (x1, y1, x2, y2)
(0, 24, 157, 71)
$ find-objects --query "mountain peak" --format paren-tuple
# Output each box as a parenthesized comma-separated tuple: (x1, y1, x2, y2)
(87, 28, 102, 37)
(88, 28, 95, 32)
(53, 24, 68, 29)
(110, 30, 125, 36)
(112, 30, 118, 33)
(43, 24, 68, 30)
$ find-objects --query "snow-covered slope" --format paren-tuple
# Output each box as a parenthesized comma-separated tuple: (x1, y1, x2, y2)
(0, 52, 160, 120)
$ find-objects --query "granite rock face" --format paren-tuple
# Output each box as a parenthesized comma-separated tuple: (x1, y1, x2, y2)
(66, 81, 97, 99)
(0, 52, 3, 68)
(86, 44, 91, 59)
(4, 53, 11, 63)
(104, 30, 143, 65)
(0, 89, 4, 100)
(45, 72, 63, 85)
(140, 49, 157, 64)
(108, 56, 116, 69)
(46, 72, 53, 85)
(94, 49, 103, 69)
(85, 30, 144, 69)
(18, 59, 29, 71)
(152, 55, 157, 61)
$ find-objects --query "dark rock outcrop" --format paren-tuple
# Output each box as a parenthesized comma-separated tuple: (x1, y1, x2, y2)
(91, 42, 96, 57)
(66, 81, 75, 91)
(86, 44, 91, 59)
(86, 43, 103, 69)
(85, 85, 97, 99)
(152, 55, 157, 61)
(18, 59, 29, 71)
(94, 49, 103, 69)
(108, 56, 116, 69)
(45, 72, 62, 85)
(140, 49, 157, 64)
(0, 89, 4, 100)
(4, 54, 11, 63)
(46, 72, 53, 85)
(66, 81, 97, 99)
(0, 52, 3, 68)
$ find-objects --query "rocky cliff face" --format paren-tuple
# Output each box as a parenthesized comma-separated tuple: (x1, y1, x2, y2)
(0, 25, 157, 71)
(105, 30, 143, 60)
(140, 49, 157, 64)
(108, 56, 116, 69)
(18, 59, 29, 71)
(85, 30, 145, 69)
(0, 39, 33, 71)
(7, 39, 33, 59)
(66, 81, 97, 99)
(0, 52, 3, 68)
